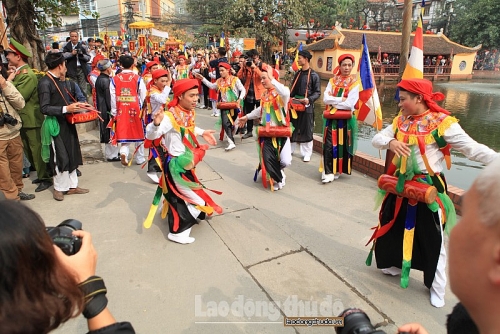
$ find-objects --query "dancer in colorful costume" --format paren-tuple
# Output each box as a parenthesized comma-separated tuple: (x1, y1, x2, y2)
(173, 55, 194, 80)
(144, 69, 171, 182)
(367, 78, 499, 308)
(109, 55, 147, 166)
(144, 79, 222, 244)
(141, 60, 160, 88)
(320, 54, 359, 183)
(195, 62, 245, 151)
(237, 64, 292, 191)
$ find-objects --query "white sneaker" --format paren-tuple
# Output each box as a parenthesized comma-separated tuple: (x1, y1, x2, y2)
(135, 159, 146, 165)
(210, 111, 216, 116)
(199, 105, 206, 109)
(381, 267, 401, 276)
(225, 139, 235, 151)
(167, 228, 195, 244)
(281, 170, 286, 187)
(303, 156, 311, 162)
(273, 182, 284, 191)
(214, 113, 220, 117)
(430, 288, 445, 308)
(334, 174, 340, 180)
(322, 173, 335, 183)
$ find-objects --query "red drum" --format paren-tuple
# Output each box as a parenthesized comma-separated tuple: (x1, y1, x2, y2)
(66, 110, 99, 124)
(323, 109, 352, 120)
(378, 174, 438, 204)
(216, 102, 239, 110)
(258, 126, 292, 138)
(288, 98, 306, 112)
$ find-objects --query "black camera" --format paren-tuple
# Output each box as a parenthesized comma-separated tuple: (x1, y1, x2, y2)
(46, 219, 83, 256)
(246, 59, 253, 67)
(230, 62, 241, 73)
(0, 112, 18, 127)
(336, 308, 410, 334)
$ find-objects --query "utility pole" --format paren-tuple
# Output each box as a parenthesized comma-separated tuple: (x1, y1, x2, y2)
(399, 0, 413, 79)
(141, 0, 146, 20)
(124, 0, 134, 37)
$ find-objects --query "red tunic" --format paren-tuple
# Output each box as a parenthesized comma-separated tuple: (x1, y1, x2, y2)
(113, 72, 144, 142)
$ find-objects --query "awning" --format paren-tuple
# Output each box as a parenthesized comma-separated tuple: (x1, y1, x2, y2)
(129, 21, 154, 29)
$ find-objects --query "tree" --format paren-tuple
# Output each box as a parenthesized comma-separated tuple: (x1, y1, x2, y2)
(4, 0, 79, 70)
(449, 0, 500, 49)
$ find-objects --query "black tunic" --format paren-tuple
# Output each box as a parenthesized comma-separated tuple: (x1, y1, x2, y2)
(289, 68, 321, 143)
(38, 75, 83, 175)
(95, 73, 112, 144)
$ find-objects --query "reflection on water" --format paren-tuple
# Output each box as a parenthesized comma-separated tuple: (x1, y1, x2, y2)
(313, 79, 500, 190)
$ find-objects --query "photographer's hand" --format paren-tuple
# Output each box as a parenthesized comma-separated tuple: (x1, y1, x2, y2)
(0, 75, 7, 89)
(53, 230, 97, 284)
(398, 323, 429, 334)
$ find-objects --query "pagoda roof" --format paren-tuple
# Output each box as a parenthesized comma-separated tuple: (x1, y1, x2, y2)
(302, 29, 481, 55)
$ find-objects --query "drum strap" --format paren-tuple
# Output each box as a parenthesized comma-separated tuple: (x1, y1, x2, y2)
(46, 74, 76, 105)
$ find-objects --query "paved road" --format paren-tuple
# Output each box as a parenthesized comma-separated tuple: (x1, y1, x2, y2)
(23, 109, 457, 333)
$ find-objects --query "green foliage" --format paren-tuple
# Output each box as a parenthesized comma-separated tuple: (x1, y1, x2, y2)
(449, 0, 500, 49)
(31, 0, 80, 29)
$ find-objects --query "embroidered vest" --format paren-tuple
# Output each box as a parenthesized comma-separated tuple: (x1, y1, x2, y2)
(114, 72, 141, 117)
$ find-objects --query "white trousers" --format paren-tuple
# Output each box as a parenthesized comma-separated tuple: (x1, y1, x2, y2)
(53, 168, 78, 192)
(104, 143, 120, 160)
(431, 209, 447, 303)
(176, 181, 205, 219)
(120, 142, 145, 164)
(291, 141, 313, 159)
(280, 138, 292, 168)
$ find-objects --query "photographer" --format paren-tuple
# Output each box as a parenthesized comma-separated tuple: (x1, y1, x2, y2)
(237, 49, 265, 138)
(0, 74, 34, 201)
(63, 30, 91, 94)
(0, 200, 135, 333)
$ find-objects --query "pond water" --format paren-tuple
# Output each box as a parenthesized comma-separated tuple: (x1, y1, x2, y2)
(313, 79, 500, 190)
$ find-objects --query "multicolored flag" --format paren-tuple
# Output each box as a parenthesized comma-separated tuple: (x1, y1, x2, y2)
(220, 32, 225, 48)
(402, 0, 425, 80)
(356, 34, 383, 130)
(291, 42, 302, 71)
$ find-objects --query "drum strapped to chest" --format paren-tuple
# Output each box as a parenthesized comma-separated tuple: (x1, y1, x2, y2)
(216, 101, 239, 110)
(258, 126, 292, 138)
(323, 108, 352, 120)
(289, 98, 306, 112)
(65, 110, 100, 124)
(289, 69, 311, 113)
(378, 174, 438, 204)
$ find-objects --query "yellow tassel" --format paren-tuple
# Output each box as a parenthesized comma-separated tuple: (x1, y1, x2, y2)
(195, 205, 214, 215)
(291, 109, 298, 119)
(403, 228, 415, 262)
(348, 156, 351, 174)
(400, 155, 407, 174)
(444, 155, 452, 170)
(333, 158, 337, 174)
(421, 154, 435, 176)
(338, 128, 344, 146)
(161, 199, 168, 219)
(272, 137, 277, 148)
(319, 159, 324, 173)
(143, 204, 158, 229)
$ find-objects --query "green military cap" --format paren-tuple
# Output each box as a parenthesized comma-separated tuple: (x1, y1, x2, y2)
(5, 38, 32, 58)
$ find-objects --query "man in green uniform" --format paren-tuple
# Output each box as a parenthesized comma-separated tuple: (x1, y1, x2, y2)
(6, 38, 52, 192)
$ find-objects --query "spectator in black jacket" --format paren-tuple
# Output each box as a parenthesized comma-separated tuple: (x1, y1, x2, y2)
(63, 30, 91, 94)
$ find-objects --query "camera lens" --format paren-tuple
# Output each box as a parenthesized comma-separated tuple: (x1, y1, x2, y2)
(246, 59, 253, 67)
(336, 308, 386, 334)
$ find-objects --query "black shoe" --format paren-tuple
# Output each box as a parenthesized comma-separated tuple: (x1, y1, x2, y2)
(106, 157, 121, 162)
(242, 132, 253, 139)
(32, 178, 41, 184)
(19, 191, 35, 200)
(76, 169, 82, 177)
(35, 180, 52, 192)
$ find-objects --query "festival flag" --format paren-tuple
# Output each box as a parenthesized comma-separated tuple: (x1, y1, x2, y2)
(356, 34, 383, 130)
(291, 42, 302, 71)
(402, 0, 425, 80)
(220, 32, 225, 48)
